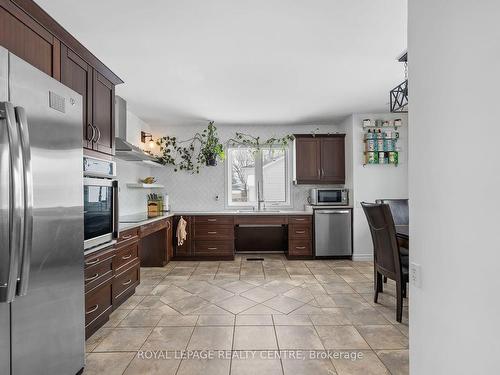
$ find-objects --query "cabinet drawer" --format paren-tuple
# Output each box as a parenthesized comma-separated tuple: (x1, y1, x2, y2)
(140, 219, 167, 238)
(289, 216, 312, 224)
(85, 279, 113, 327)
(288, 240, 312, 257)
(113, 261, 140, 301)
(234, 215, 288, 225)
(195, 216, 234, 225)
(194, 240, 234, 257)
(118, 227, 139, 244)
(114, 242, 139, 271)
(289, 224, 312, 239)
(194, 224, 234, 240)
(84, 248, 115, 292)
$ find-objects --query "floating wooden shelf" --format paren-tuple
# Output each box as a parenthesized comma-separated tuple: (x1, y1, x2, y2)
(126, 183, 165, 189)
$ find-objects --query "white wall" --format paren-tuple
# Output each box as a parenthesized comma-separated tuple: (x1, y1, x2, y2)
(115, 110, 153, 216)
(148, 123, 350, 211)
(409, 1, 500, 374)
(349, 113, 408, 260)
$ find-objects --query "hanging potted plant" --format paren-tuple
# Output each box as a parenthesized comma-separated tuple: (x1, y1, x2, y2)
(200, 121, 225, 166)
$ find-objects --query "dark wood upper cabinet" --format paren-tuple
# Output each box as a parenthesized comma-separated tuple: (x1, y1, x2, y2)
(61, 45, 115, 155)
(294, 134, 346, 184)
(0, 4, 59, 78)
(320, 137, 345, 183)
(60, 44, 93, 148)
(295, 138, 321, 182)
(2, 0, 122, 156)
(92, 71, 115, 155)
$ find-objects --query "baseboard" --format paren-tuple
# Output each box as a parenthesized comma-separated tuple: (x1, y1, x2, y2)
(352, 253, 374, 261)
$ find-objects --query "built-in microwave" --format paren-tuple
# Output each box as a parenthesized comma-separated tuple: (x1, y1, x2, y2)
(309, 188, 349, 206)
(83, 156, 118, 251)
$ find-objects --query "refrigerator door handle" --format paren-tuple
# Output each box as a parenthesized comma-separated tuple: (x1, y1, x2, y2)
(112, 180, 119, 239)
(0, 102, 23, 303)
(15, 106, 33, 297)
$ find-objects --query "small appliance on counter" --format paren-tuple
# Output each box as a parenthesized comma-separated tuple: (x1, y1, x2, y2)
(147, 192, 169, 215)
(309, 188, 349, 206)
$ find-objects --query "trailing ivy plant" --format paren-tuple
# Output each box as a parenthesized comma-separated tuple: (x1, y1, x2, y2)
(154, 121, 225, 173)
(227, 132, 295, 151)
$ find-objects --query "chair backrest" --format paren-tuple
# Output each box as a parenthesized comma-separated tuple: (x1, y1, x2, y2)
(375, 199, 409, 226)
(361, 202, 402, 279)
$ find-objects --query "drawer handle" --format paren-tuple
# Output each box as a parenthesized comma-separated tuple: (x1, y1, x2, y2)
(294, 218, 306, 221)
(121, 234, 132, 240)
(122, 279, 132, 286)
(122, 254, 132, 260)
(85, 273, 99, 282)
(207, 218, 217, 222)
(295, 230, 306, 234)
(207, 247, 218, 250)
(207, 231, 217, 234)
(296, 246, 306, 249)
(85, 258, 100, 266)
(86, 304, 99, 315)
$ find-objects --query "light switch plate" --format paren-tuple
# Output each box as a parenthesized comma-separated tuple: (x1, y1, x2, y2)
(410, 262, 421, 288)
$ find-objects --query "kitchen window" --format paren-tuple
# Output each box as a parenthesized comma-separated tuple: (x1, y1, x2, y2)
(226, 146, 292, 208)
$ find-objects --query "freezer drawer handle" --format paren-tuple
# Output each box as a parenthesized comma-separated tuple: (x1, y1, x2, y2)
(86, 304, 99, 315)
(0, 102, 22, 303)
(15, 106, 34, 297)
(85, 273, 100, 283)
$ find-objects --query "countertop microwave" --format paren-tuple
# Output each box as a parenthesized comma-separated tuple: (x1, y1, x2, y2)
(309, 188, 349, 206)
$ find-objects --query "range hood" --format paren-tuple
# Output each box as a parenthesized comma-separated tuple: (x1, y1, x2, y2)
(115, 96, 160, 163)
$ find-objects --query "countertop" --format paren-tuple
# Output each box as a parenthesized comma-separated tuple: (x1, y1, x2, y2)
(118, 209, 314, 231)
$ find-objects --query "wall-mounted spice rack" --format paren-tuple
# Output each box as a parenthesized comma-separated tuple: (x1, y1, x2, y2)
(362, 119, 402, 166)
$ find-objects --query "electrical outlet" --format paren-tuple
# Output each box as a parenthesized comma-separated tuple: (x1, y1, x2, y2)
(215, 195, 220, 201)
(410, 262, 421, 288)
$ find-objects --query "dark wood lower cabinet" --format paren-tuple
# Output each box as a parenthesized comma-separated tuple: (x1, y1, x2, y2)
(84, 245, 115, 339)
(84, 228, 141, 339)
(173, 214, 313, 260)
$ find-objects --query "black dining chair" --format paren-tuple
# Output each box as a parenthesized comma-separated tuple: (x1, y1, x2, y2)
(361, 202, 408, 322)
(375, 199, 409, 284)
(375, 199, 409, 226)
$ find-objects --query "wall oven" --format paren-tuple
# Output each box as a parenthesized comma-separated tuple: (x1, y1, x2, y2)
(83, 156, 118, 251)
(309, 188, 349, 206)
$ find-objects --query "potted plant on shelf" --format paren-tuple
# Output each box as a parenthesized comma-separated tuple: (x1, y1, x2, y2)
(200, 121, 225, 166)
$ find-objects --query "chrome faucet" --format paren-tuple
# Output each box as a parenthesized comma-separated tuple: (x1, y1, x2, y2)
(257, 181, 265, 211)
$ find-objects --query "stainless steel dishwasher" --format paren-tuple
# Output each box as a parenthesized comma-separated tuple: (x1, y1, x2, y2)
(314, 208, 352, 257)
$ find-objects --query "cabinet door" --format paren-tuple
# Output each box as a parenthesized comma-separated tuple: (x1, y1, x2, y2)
(295, 137, 321, 183)
(0, 6, 56, 77)
(167, 218, 173, 261)
(320, 137, 345, 184)
(92, 71, 115, 155)
(60, 44, 93, 148)
(174, 216, 192, 257)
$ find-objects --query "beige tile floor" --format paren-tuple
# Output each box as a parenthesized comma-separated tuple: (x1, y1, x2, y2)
(85, 254, 409, 375)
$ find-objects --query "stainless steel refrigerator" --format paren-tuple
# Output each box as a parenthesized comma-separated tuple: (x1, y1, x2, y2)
(0, 47, 85, 375)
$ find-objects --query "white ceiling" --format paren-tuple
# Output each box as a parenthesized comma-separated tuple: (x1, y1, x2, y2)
(37, 0, 407, 126)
